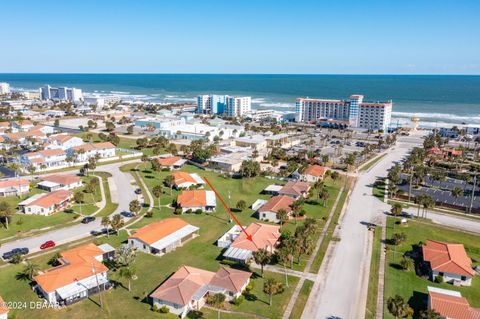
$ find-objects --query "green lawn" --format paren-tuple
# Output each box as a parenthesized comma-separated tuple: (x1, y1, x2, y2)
(360, 153, 387, 172)
(309, 184, 349, 273)
(365, 225, 382, 319)
(384, 217, 480, 318)
(289, 280, 314, 319)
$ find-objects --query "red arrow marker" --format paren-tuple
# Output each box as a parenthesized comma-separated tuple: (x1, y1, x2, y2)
(204, 177, 253, 241)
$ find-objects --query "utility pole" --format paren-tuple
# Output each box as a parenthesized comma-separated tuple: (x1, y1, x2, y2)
(92, 263, 103, 309)
(468, 174, 477, 214)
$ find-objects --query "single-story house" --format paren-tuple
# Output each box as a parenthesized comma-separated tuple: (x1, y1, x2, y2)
(0, 295, 8, 319)
(0, 178, 30, 197)
(33, 243, 114, 305)
(19, 189, 73, 215)
(278, 181, 311, 199)
(38, 174, 82, 191)
(257, 195, 295, 223)
(301, 165, 327, 183)
(128, 218, 199, 255)
(222, 223, 281, 263)
(422, 240, 476, 286)
(427, 286, 480, 318)
(177, 190, 216, 213)
(157, 156, 186, 170)
(172, 172, 205, 189)
(70, 142, 116, 162)
(150, 265, 251, 318)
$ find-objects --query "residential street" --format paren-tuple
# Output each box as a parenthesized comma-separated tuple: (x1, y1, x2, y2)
(0, 160, 140, 258)
(302, 133, 422, 319)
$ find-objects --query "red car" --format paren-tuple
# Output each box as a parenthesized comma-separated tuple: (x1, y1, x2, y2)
(40, 240, 55, 250)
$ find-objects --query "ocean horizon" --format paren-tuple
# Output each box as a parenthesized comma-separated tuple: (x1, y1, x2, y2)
(1, 73, 480, 128)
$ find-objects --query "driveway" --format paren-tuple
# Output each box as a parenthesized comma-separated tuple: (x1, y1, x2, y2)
(0, 159, 140, 259)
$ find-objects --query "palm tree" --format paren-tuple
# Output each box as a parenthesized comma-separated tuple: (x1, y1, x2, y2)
(164, 175, 175, 196)
(275, 247, 292, 287)
(207, 293, 226, 319)
(414, 194, 425, 218)
(101, 216, 111, 237)
(390, 203, 403, 216)
(387, 295, 413, 319)
(276, 209, 289, 228)
(419, 309, 441, 319)
(152, 185, 163, 209)
(399, 256, 414, 271)
(0, 201, 13, 229)
(115, 245, 137, 268)
(319, 188, 330, 207)
(119, 266, 136, 291)
(253, 248, 271, 277)
(110, 214, 125, 236)
(422, 195, 435, 218)
(129, 200, 141, 215)
(21, 261, 40, 281)
(263, 278, 284, 306)
(451, 187, 464, 198)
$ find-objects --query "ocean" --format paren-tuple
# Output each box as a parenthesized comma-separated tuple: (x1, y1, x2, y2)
(1, 73, 480, 127)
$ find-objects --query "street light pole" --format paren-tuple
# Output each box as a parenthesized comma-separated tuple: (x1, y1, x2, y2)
(92, 262, 103, 309)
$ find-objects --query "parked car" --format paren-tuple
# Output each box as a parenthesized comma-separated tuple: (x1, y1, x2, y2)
(135, 188, 142, 194)
(40, 240, 56, 250)
(121, 211, 135, 218)
(2, 247, 29, 260)
(81, 216, 96, 224)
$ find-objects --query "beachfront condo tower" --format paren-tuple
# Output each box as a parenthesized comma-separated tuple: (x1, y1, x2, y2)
(41, 85, 83, 103)
(295, 94, 392, 131)
(196, 95, 251, 118)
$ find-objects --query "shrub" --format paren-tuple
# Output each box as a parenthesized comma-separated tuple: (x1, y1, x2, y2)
(186, 209, 193, 214)
(174, 208, 183, 215)
(159, 306, 169, 313)
(152, 305, 158, 312)
(245, 281, 254, 292)
(16, 218, 24, 225)
(10, 253, 23, 264)
(194, 209, 203, 215)
(435, 275, 444, 283)
(145, 210, 153, 218)
(231, 295, 244, 306)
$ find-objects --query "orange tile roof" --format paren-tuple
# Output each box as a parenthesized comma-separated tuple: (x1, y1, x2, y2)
(50, 134, 74, 144)
(0, 121, 10, 128)
(423, 240, 475, 277)
(157, 156, 182, 166)
(304, 165, 327, 177)
(41, 174, 81, 186)
(73, 143, 95, 152)
(232, 223, 280, 252)
(129, 218, 191, 245)
(150, 265, 251, 306)
(26, 148, 66, 158)
(279, 181, 311, 197)
(15, 120, 33, 126)
(0, 135, 4, 143)
(172, 171, 197, 185)
(34, 243, 108, 293)
(209, 266, 251, 293)
(177, 190, 207, 207)
(27, 189, 73, 208)
(6, 131, 27, 141)
(93, 142, 115, 149)
(429, 290, 480, 319)
(259, 195, 294, 213)
(150, 266, 215, 306)
(0, 178, 29, 188)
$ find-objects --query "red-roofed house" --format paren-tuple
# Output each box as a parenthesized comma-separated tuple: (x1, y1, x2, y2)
(172, 172, 205, 189)
(427, 286, 480, 319)
(278, 181, 311, 199)
(423, 240, 476, 286)
(0, 178, 30, 197)
(128, 218, 199, 255)
(301, 165, 328, 183)
(33, 243, 114, 305)
(38, 174, 82, 191)
(177, 190, 216, 213)
(222, 223, 281, 263)
(157, 156, 186, 170)
(257, 195, 295, 223)
(18, 189, 73, 215)
(150, 265, 251, 318)
(47, 134, 84, 150)
(21, 149, 67, 171)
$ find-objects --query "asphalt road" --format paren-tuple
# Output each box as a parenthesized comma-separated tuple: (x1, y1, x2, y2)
(0, 160, 140, 259)
(302, 134, 421, 319)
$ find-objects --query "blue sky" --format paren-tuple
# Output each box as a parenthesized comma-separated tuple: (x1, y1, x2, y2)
(1, 0, 479, 74)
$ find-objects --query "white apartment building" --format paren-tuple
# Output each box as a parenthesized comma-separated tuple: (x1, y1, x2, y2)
(295, 94, 392, 131)
(41, 85, 83, 102)
(226, 96, 251, 117)
(21, 149, 67, 171)
(69, 142, 116, 162)
(196, 94, 251, 117)
(0, 82, 10, 95)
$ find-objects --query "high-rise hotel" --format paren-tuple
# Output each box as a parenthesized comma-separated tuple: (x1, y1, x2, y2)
(295, 94, 392, 131)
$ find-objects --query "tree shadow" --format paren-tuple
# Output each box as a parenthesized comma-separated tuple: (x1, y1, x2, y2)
(186, 310, 205, 319)
(145, 175, 155, 179)
(408, 291, 428, 319)
(388, 262, 404, 270)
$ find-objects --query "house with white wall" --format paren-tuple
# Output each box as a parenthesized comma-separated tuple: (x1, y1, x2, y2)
(18, 189, 73, 215)
(69, 142, 116, 162)
(21, 149, 67, 171)
(0, 178, 30, 197)
(176, 190, 216, 213)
